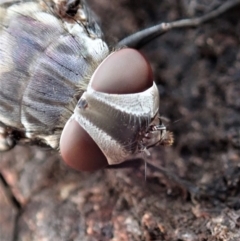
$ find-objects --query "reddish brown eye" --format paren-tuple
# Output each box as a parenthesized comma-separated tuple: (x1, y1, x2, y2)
(60, 119, 108, 172)
(60, 48, 154, 172)
(91, 48, 153, 93)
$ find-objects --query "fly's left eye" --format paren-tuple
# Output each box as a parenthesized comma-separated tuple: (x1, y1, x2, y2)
(60, 118, 108, 171)
(60, 48, 155, 171)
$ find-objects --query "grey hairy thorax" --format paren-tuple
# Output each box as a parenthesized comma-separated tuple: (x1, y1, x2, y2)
(0, 0, 109, 150)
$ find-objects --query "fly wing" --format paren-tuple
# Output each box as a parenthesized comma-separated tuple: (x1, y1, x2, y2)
(0, 0, 20, 4)
(0, 0, 109, 149)
(81, 0, 104, 38)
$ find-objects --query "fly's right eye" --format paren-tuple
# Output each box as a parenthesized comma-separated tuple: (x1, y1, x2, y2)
(90, 48, 153, 94)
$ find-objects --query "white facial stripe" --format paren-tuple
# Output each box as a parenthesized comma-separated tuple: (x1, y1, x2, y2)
(73, 113, 130, 165)
(86, 82, 160, 117)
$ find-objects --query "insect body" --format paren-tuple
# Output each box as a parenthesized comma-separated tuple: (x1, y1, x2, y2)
(0, 0, 109, 148)
(0, 0, 173, 171)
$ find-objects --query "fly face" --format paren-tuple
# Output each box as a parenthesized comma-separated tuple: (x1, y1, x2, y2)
(0, 0, 173, 171)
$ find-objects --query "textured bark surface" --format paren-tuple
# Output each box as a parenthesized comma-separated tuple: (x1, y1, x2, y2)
(1, 0, 240, 240)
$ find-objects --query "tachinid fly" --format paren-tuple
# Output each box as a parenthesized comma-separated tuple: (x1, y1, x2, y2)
(0, 0, 173, 171)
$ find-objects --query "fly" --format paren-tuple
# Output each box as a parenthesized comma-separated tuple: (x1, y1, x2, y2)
(0, 0, 238, 171)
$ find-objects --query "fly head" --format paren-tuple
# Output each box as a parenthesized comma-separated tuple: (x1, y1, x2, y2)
(60, 48, 173, 171)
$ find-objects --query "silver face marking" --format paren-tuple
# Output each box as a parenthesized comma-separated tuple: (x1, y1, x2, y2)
(72, 82, 161, 165)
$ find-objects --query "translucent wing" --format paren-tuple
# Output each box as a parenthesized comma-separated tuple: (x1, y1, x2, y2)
(0, 0, 108, 150)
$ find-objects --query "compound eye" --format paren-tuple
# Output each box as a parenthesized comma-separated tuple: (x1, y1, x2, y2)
(60, 48, 154, 172)
(60, 118, 108, 172)
(91, 48, 153, 93)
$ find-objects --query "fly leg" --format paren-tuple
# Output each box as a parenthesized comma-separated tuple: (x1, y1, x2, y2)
(53, 0, 81, 18)
(117, 0, 240, 49)
(0, 126, 32, 151)
(0, 124, 16, 151)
